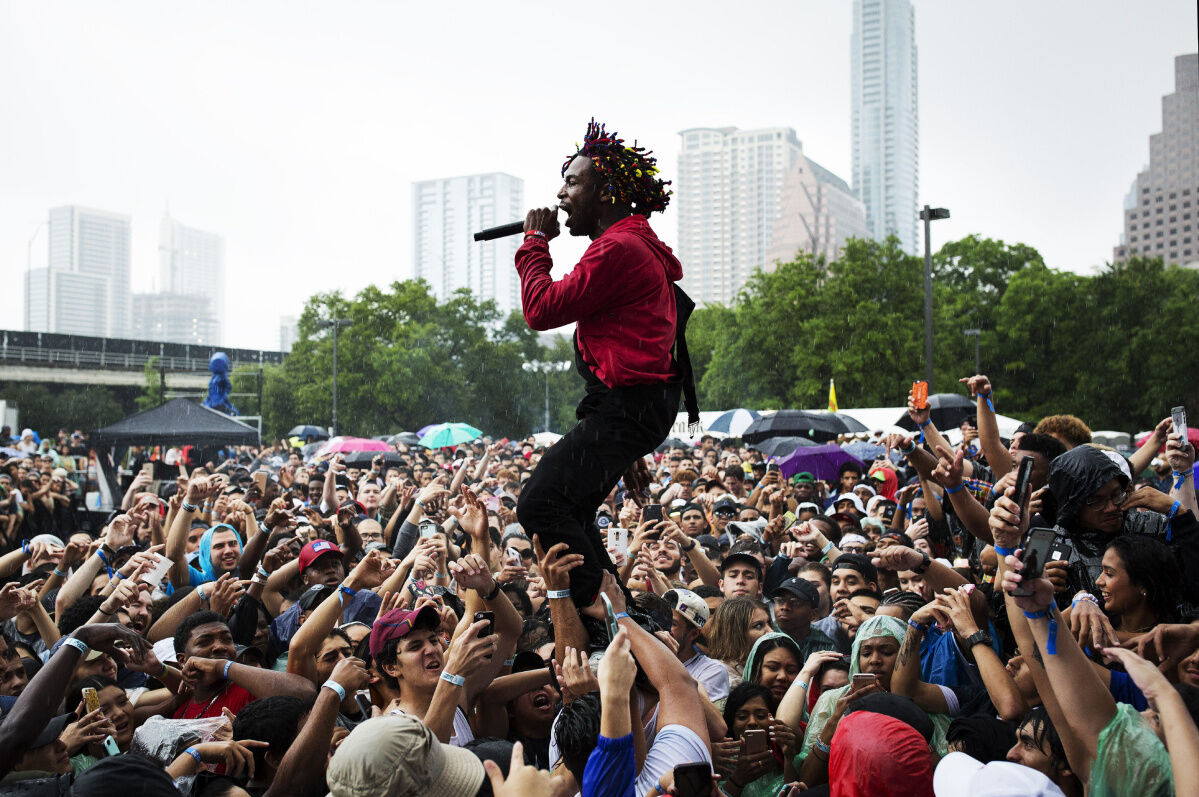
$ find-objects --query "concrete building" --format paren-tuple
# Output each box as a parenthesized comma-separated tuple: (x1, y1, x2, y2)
(131, 292, 218, 345)
(1113, 53, 1199, 268)
(677, 127, 804, 305)
(851, 0, 919, 253)
(767, 150, 869, 266)
(279, 316, 299, 353)
(412, 173, 524, 319)
(25, 205, 132, 337)
(157, 213, 225, 343)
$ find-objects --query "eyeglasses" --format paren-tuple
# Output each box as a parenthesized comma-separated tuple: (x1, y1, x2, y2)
(1083, 490, 1127, 510)
(714, 509, 736, 518)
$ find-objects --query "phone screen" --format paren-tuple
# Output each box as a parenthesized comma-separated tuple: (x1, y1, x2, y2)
(1172, 406, 1188, 442)
(673, 763, 713, 797)
(1014, 528, 1057, 596)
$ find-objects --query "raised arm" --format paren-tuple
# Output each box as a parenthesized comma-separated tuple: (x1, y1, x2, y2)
(534, 535, 589, 666)
(184, 655, 318, 701)
(960, 375, 1010, 479)
(167, 476, 210, 588)
(1129, 417, 1172, 478)
(890, 603, 953, 714)
(930, 444, 995, 543)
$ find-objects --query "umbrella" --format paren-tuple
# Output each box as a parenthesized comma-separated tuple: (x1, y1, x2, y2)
(656, 437, 695, 453)
(895, 393, 976, 433)
(417, 423, 441, 438)
(830, 412, 870, 434)
(778, 443, 865, 482)
(531, 431, 562, 447)
(842, 441, 886, 462)
(394, 432, 421, 446)
(754, 436, 820, 459)
(420, 422, 483, 449)
(743, 410, 863, 445)
(286, 425, 329, 441)
(320, 437, 391, 454)
(343, 450, 404, 467)
(707, 409, 761, 438)
(300, 441, 325, 459)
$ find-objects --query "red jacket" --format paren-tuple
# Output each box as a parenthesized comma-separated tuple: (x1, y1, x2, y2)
(515, 215, 681, 388)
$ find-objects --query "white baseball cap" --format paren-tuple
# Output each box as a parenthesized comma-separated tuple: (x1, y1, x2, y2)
(933, 752, 1066, 797)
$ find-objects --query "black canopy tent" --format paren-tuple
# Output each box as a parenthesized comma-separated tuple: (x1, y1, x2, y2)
(90, 399, 260, 509)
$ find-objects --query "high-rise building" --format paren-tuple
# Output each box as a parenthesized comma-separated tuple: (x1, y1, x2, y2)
(851, 0, 919, 253)
(130, 292, 218, 345)
(1113, 53, 1199, 268)
(767, 151, 869, 266)
(677, 127, 804, 305)
(25, 205, 132, 337)
(158, 212, 225, 343)
(412, 173, 524, 319)
(279, 316, 299, 353)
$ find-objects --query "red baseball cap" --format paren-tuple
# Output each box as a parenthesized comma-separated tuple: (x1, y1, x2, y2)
(369, 605, 440, 658)
(298, 539, 342, 572)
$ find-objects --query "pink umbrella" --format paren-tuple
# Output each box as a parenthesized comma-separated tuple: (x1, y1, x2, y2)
(320, 437, 391, 454)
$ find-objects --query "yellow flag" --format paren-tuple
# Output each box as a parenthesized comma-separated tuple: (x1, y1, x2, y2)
(828, 379, 838, 413)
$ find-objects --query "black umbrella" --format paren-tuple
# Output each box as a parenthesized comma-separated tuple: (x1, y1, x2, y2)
(656, 438, 695, 453)
(287, 425, 330, 441)
(831, 412, 870, 434)
(743, 410, 862, 445)
(896, 393, 976, 433)
(395, 432, 421, 446)
(753, 436, 821, 459)
(343, 450, 403, 467)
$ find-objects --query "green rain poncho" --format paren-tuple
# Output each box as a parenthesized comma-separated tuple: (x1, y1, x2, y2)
(797, 615, 953, 764)
(1089, 703, 1174, 797)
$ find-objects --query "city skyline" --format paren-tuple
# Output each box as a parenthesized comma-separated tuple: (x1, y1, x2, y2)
(2, 1, 1196, 350)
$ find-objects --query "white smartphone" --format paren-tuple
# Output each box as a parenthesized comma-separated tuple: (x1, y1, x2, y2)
(419, 519, 438, 539)
(506, 547, 522, 567)
(606, 527, 629, 567)
(140, 553, 172, 587)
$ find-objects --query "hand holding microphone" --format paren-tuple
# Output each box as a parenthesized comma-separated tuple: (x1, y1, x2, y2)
(474, 205, 559, 241)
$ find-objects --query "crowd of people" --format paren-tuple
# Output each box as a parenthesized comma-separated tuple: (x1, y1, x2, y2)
(0, 375, 1196, 797)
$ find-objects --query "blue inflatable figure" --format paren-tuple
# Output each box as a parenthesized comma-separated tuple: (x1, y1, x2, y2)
(203, 352, 238, 415)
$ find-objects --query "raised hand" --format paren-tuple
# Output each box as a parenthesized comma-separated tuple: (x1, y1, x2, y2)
(988, 485, 1028, 551)
(871, 545, 923, 573)
(931, 444, 965, 489)
(74, 623, 151, 666)
(191, 740, 270, 779)
(262, 540, 297, 573)
(208, 573, 247, 618)
(1000, 552, 1054, 613)
(1068, 595, 1119, 650)
(448, 553, 497, 595)
(60, 705, 115, 754)
(959, 374, 992, 398)
(444, 618, 499, 677)
(0, 580, 41, 620)
(484, 740, 564, 797)
(448, 485, 488, 541)
(1119, 485, 1176, 515)
(105, 514, 136, 549)
(557, 646, 599, 701)
(328, 656, 370, 692)
(532, 536, 582, 593)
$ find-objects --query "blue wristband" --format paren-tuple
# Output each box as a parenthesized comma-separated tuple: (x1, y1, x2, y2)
(944, 483, 965, 494)
(182, 501, 199, 513)
(907, 618, 929, 633)
(994, 546, 1015, 557)
(184, 746, 203, 765)
(322, 680, 346, 701)
(614, 611, 630, 621)
(63, 637, 89, 656)
(821, 540, 835, 555)
(1022, 610, 1048, 620)
(222, 660, 234, 679)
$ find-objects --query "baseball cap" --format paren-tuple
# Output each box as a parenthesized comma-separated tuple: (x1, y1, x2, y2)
(792, 471, 815, 484)
(771, 577, 819, 608)
(696, 533, 721, 554)
(369, 605, 440, 659)
(933, 752, 1066, 797)
(298, 539, 342, 572)
(664, 588, 710, 630)
(832, 552, 878, 584)
(298, 584, 336, 611)
(70, 752, 182, 796)
(327, 714, 485, 797)
(31, 713, 73, 748)
(510, 650, 546, 674)
(713, 496, 741, 514)
(719, 552, 763, 576)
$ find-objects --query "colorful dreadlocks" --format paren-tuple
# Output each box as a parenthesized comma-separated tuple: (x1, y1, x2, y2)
(562, 118, 671, 215)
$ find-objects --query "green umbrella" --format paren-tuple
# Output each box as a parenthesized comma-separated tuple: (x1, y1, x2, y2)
(419, 422, 483, 449)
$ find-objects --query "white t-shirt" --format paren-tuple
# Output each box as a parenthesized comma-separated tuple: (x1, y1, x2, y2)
(683, 650, 730, 702)
(634, 725, 712, 797)
(449, 705, 474, 747)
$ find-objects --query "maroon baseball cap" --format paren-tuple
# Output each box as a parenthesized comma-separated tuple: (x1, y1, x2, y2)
(298, 539, 342, 572)
(369, 605, 440, 659)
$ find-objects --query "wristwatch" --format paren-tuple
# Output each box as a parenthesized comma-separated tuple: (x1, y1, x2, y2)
(912, 550, 931, 574)
(965, 630, 993, 649)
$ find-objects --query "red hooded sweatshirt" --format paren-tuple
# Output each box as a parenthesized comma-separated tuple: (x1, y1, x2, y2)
(515, 215, 681, 389)
(829, 711, 934, 797)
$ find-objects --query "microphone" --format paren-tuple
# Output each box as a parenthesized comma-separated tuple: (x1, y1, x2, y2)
(473, 206, 558, 241)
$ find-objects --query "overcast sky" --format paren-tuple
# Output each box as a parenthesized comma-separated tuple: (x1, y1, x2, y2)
(2, 1, 1196, 350)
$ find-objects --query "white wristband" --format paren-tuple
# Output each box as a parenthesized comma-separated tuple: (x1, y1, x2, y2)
(322, 680, 347, 701)
(63, 637, 89, 656)
(439, 670, 466, 686)
(546, 589, 571, 599)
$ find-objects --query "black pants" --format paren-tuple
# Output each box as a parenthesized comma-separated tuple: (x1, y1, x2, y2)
(517, 381, 680, 605)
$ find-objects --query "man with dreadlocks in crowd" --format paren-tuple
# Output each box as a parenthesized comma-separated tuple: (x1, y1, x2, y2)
(515, 119, 700, 607)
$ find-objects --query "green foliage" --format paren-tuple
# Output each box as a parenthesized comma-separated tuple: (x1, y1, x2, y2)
(0, 382, 127, 434)
(136, 357, 164, 411)
(691, 237, 1199, 433)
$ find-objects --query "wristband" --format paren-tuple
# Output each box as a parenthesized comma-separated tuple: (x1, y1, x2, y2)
(917, 419, 932, 428)
(439, 670, 466, 686)
(158, 661, 170, 679)
(21, 539, 30, 555)
(907, 618, 929, 633)
(196, 586, 209, 603)
(184, 746, 203, 765)
(821, 540, 835, 556)
(182, 501, 199, 513)
(899, 441, 917, 456)
(339, 585, 357, 597)
(63, 636, 89, 656)
(978, 391, 995, 413)
(256, 565, 270, 579)
(222, 660, 234, 679)
(322, 680, 347, 701)
(53, 567, 69, 578)
(1071, 591, 1099, 610)
(546, 588, 571, 599)
(683, 540, 696, 551)
(524, 230, 547, 240)
(1167, 500, 1181, 541)
(813, 738, 831, 755)
(504, 657, 516, 667)
(97, 606, 115, 616)
(415, 498, 427, 510)
(1172, 471, 1191, 489)
(796, 680, 810, 693)
(1022, 609, 1048, 620)
(993, 545, 1015, 557)
(482, 580, 502, 601)
(112, 572, 123, 581)
(95, 548, 111, 566)
(944, 483, 965, 494)
(614, 611, 630, 621)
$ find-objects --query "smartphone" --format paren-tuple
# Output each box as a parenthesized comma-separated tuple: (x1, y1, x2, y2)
(767, 462, 780, 474)
(1013, 527, 1058, 596)
(140, 553, 172, 587)
(354, 689, 373, 719)
(506, 547, 522, 567)
(419, 519, 438, 539)
(606, 527, 629, 567)
(600, 593, 619, 640)
(1172, 406, 1188, 443)
(1049, 538, 1074, 563)
(673, 763, 713, 797)
(83, 686, 102, 714)
(483, 496, 501, 512)
(642, 504, 664, 523)
(1012, 455, 1035, 509)
(473, 611, 494, 638)
(782, 511, 797, 527)
(852, 673, 877, 691)
(743, 728, 768, 754)
(911, 380, 929, 410)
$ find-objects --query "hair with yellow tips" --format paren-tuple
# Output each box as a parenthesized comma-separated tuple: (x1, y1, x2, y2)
(562, 118, 671, 215)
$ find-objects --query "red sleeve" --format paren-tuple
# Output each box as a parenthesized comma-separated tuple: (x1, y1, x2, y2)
(515, 235, 628, 331)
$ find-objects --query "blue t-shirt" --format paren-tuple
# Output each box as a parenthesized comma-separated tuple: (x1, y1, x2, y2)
(1108, 670, 1149, 711)
(582, 734, 635, 797)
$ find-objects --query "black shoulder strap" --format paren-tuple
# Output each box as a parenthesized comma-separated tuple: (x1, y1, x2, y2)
(672, 284, 700, 432)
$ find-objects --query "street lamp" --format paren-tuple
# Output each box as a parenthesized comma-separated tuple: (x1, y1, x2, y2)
(316, 318, 352, 435)
(963, 328, 981, 374)
(522, 360, 571, 432)
(918, 205, 950, 391)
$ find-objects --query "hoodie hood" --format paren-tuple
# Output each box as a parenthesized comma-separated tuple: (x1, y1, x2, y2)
(1047, 445, 1128, 530)
(743, 631, 802, 682)
(616, 215, 683, 282)
(197, 523, 242, 582)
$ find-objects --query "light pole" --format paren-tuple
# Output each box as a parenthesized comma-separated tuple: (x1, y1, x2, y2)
(963, 328, 980, 374)
(317, 318, 352, 435)
(918, 205, 950, 391)
(522, 360, 571, 432)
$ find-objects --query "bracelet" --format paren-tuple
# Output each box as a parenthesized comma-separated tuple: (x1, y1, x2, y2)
(683, 541, 696, 551)
(1022, 609, 1048, 620)
(222, 660, 234, 679)
(196, 586, 209, 602)
(1072, 591, 1099, 610)
(440, 670, 466, 686)
(821, 540, 835, 555)
(112, 572, 123, 581)
(415, 498, 427, 510)
(251, 573, 266, 586)
(181, 501, 199, 513)
(158, 661, 170, 679)
(796, 680, 810, 693)
(97, 606, 115, 616)
(546, 588, 571, 599)
(504, 657, 516, 667)
(524, 230, 547, 240)
(53, 567, 69, 578)
(907, 618, 929, 633)
(917, 419, 932, 428)
(482, 580, 502, 601)
(899, 441, 917, 455)
(615, 611, 630, 621)
(63, 636, 89, 656)
(95, 548, 111, 566)
(256, 565, 270, 579)
(322, 680, 347, 701)
(339, 585, 357, 597)
(813, 738, 831, 756)
(944, 483, 965, 494)
(994, 545, 1015, 557)
(184, 746, 203, 765)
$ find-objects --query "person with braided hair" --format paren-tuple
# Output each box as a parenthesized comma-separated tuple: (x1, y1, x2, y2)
(515, 119, 700, 607)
